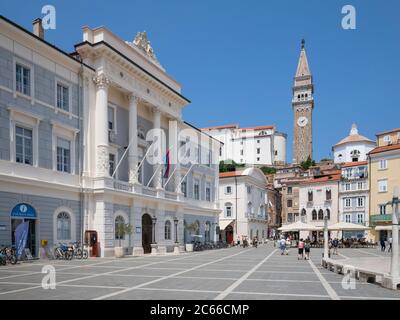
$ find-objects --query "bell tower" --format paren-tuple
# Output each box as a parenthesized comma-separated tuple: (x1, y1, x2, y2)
(292, 39, 314, 164)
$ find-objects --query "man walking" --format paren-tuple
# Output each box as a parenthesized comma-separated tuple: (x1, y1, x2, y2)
(332, 238, 339, 255)
(380, 238, 386, 252)
(388, 237, 393, 253)
(279, 237, 286, 255)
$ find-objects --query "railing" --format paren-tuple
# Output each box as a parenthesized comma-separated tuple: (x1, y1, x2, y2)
(370, 214, 392, 225)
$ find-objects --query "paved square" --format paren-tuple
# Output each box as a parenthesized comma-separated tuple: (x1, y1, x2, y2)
(0, 243, 399, 300)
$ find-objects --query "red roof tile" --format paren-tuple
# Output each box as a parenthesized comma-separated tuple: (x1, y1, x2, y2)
(341, 161, 368, 168)
(376, 128, 400, 136)
(368, 143, 400, 155)
(301, 174, 341, 185)
(219, 171, 243, 178)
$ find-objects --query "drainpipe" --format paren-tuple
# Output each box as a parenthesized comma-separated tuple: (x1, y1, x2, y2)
(235, 176, 238, 239)
(77, 55, 84, 246)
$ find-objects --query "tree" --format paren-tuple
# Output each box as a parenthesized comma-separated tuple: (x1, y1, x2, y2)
(115, 223, 133, 247)
(300, 156, 316, 171)
(260, 167, 276, 175)
(219, 160, 244, 172)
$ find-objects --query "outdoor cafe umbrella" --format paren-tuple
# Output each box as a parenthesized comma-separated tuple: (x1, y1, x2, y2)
(327, 222, 371, 231)
(278, 221, 321, 232)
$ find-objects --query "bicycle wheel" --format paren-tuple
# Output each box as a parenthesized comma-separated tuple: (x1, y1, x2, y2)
(8, 254, 17, 265)
(75, 248, 83, 260)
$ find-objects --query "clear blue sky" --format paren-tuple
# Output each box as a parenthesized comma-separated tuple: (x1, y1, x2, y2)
(2, 0, 399, 163)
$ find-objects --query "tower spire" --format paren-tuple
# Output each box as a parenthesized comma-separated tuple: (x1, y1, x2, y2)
(295, 39, 311, 78)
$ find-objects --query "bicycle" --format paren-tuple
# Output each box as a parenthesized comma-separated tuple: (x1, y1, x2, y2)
(54, 243, 73, 260)
(71, 241, 88, 260)
(0, 245, 17, 265)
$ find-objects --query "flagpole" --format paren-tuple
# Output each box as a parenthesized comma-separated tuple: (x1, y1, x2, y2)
(175, 163, 194, 193)
(164, 166, 177, 188)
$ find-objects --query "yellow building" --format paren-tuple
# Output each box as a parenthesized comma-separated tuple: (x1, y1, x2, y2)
(368, 128, 400, 241)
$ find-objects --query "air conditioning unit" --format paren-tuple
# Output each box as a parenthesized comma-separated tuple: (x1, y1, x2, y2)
(108, 130, 117, 143)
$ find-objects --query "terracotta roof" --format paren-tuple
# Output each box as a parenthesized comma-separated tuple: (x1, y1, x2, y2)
(219, 171, 243, 178)
(334, 123, 375, 147)
(301, 174, 341, 185)
(368, 143, 400, 155)
(201, 124, 239, 131)
(341, 161, 368, 168)
(376, 128, 400, 136)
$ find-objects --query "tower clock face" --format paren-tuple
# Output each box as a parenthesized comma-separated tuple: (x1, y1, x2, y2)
(297, 116, 308, 127)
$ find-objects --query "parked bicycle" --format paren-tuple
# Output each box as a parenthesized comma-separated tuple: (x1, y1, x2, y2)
(54, 243, 73, 260)
(71, 241, 88, 260)
(0, 245, 17, 265)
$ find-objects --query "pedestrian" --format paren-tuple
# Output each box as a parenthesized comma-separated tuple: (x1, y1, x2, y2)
(304, 239, 311, 260)
(332, 238, 339, 255)
(253, 237, 258, 248)
(380, 238, 386, 252)
(236, 236, 241, 247)
(388, 237, 392, 253)
(279, 237, 286, 255)
(298, 238, 305, 260)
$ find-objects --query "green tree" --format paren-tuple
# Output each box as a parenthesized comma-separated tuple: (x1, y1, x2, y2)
(300, 156, 316, 171)
(219, 160, 244, 172)
(115, 223, 133, 247)
(260, 167, 277, 175)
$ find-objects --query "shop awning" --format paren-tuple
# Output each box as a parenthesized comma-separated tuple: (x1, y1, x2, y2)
(278, 221, 321, 232)
(375, 225, 393, 231)
(327, 222, 371, 231)
(219, 220, 235, 230)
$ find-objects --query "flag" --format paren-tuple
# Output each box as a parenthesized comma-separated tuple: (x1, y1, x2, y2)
(15, 221, 29, 258)
(164, 149, 170, 179)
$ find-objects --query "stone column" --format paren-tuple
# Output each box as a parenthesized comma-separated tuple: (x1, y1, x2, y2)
(128, 94, 140, 185)
(93, 74, 110, 177)
(152, 107, 163, 191)
(131, 202, 144, 256)
(151, 215, 158, 255)
(173, 216, 180, 254)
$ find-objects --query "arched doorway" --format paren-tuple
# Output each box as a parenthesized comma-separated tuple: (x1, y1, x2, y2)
(142, 214, 152, 254)
(225, 225, 234, 244)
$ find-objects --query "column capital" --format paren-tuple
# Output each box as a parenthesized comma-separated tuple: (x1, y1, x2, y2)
(127, 93, 140, 104)
(93, 74, 110, 89)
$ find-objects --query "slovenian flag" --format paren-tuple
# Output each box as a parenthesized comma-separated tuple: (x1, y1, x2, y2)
(164, 149, 170, 179)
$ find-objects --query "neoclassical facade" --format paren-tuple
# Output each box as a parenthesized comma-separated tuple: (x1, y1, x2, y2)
(0, 16, 221, 257)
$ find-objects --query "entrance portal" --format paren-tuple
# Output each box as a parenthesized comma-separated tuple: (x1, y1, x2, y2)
(142, 214, 152, 254)
(11, 203, 37, 256)
(225, 225, 234, 245)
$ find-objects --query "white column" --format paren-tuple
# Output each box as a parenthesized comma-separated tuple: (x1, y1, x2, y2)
(128, 94, 139, 184)
(153, 107, 163, 190)
(93, 74, 110, 177)
(170, 119, 181, 196)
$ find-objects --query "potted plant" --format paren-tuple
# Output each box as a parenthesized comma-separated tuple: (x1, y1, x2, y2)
(185, 222, 198, 252)
(114, 223, 133, 258)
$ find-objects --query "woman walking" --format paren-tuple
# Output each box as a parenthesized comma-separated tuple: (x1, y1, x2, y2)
(298, 238, 305, 260)
(304, 239, 311, 260)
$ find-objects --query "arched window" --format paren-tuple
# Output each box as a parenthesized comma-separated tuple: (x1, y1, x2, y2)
(115, 215, 125, 240)
(318, 209, 324, 220)
(204, 222, 211, 242)
(250, 229, 253, 239)
(301, 208, 307, 216)
(326, 189, 332, 200)
(326, 209, 330, 220)
(312, 210, 317, 220)
(57, 212, 71, 240)
(195, 220, 200, 235)
(256, 230, 259, 238)
(225, 202, 233, 217)
(308, 190, 313, 202)
(164, 220, 171, 240)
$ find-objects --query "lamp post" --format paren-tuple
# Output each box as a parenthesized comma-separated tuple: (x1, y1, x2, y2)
(323, 212, 329, 265)
(151, 215, 157, 255)
(173, 217, 179, 254)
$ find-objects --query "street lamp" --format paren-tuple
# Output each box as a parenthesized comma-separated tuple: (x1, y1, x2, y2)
(173, 217, 180, 255)
(323, 212, 329, 262)
(385, 187, 400, 288)
(151, 215, 157, 255)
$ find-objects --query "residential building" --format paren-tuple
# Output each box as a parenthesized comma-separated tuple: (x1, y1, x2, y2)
(298, 172, 341, 241)
(368, 128, 400, 242)
(218, 168, 268, 243)
(332, 123, 376, 164)
(266, 184, 282, 238)
(0, 16, 221, 257)
(201, 124, 287, 166)
(338, 161, 369, 238)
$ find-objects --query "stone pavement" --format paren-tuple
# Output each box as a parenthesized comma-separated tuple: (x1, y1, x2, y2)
(0, 243, 399, 300)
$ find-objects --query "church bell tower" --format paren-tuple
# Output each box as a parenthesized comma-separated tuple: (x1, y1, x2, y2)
(292, 39, 314, 164)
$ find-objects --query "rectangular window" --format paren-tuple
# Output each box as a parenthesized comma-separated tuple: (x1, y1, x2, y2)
(109, 153, 115, 177)
(378, 180, 388, 193)
(345, 183, 351, 191)
(287, 200, 293, 208)
(247, 186, 251, 194)
(257, 157, 260, 161)
(208, 150, 212, 167)
(379, 205, 386, 215)
(345, 198, 351, 208)
(379, 159, 387, 170)
(15, 126, 33, 165)
(357, 182, 363, 190)
(357, 197, 364, 207)
(287, 187, 292, 195)
(194, 179, 200, 200)
(240, 149, 243, 156)
(257, 140, 260, 143)
(108, 106, 115, 131)
(56, 83, 69, 111)
(16, 63, 31, 96)
(226, 206, 232, 217)
(206, 182, 211, 202)
(226, 186, 232, 194)
(181, 180, 187, 197)
(257, 148, 260, 154)
(357, 214, 364, 224)
(56, 138, 71, 173)
(345, 214, 351, 223)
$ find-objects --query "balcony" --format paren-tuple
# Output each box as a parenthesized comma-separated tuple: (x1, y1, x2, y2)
(370, 214, 392, 225)
(306, 201, 313, 208)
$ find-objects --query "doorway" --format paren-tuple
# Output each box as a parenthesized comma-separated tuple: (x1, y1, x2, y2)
(225, 225, 233, 244)
(142, 214, 152, 254)
(11, 218, 36, 256)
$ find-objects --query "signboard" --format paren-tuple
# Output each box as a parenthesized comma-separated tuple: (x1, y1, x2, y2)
(0, 225, 6, 231)
(11, 203, 36, 218)
(136, 226, 141, 234)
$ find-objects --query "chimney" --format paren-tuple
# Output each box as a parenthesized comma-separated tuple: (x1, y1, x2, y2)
(32, 18, 44, 39)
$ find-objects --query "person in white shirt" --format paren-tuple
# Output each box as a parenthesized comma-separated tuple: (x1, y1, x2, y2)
(388, 237, 393, 253)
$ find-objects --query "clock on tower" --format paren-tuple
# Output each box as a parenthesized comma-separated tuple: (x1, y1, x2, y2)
(292, 39, 314, 164)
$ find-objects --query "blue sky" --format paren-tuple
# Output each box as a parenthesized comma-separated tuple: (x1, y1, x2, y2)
(2, 0, 399, 163)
